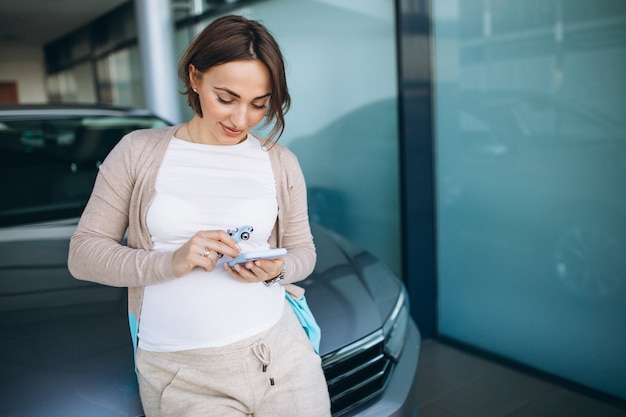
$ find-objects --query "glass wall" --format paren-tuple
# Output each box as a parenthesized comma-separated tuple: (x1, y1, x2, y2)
(177, 0, 402, 272)
(433, 0, 626, 399)
(46, 62, 97, 104)
(96, 46, 144, 107)
(44, 2, 140, 106)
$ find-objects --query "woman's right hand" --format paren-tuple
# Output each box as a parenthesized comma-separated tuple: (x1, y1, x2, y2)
(171, 230, 240, 277)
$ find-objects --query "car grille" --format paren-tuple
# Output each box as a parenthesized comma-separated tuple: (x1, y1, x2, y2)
(322, 330, 394, 416)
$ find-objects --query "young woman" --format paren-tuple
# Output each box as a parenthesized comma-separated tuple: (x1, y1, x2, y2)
(68, 15, 331, 417)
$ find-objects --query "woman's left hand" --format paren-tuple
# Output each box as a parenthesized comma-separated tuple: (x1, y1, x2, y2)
(225, 257, 284, 284)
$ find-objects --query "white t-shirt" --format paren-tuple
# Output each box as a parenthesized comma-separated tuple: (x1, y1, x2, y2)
(138, 135, 284, 352)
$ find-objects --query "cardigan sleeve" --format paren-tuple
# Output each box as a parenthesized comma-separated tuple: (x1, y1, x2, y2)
(273, 146, 317, 286)
(68, 133, 175, 287)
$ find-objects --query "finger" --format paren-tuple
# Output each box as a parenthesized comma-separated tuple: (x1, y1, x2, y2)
(232, 262, 268, 283)
(199, 248, 220, 270)
(190, 233, 237, 259)
(213, 241, 240, 258)
(239, 261, 275, 282)
(212, 229, 241, 250)
(253, 258, 283, 279)
(186, 243, 217, 272)
(172, 244, 206, 277)
(198, 232, 239, 258)
(224, 262, 252, 283)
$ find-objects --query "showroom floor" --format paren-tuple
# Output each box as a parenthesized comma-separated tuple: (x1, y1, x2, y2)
(416, 340, 626, 417)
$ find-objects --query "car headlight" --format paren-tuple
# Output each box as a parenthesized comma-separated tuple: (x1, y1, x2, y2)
(382, 286, 409, 361)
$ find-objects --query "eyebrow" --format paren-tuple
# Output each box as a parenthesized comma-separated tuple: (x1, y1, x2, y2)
(214, 86, 271, 100)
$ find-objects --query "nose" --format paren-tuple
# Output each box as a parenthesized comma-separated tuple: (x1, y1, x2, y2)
(231, 104, 247, 129)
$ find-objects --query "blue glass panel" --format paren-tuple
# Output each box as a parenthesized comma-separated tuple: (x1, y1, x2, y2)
(434, 0, 626, 399)
(239, 0, 402, 273)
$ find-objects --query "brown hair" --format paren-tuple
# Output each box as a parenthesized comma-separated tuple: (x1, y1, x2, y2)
(178, 15, 290, 143)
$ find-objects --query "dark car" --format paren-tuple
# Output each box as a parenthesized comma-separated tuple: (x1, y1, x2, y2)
(0, 105, 421, 417)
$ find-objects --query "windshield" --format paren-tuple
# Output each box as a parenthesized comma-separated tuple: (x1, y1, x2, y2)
(0, 113, 168, 227)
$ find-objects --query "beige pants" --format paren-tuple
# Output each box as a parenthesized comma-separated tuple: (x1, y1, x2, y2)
(136, 302, 331, 417)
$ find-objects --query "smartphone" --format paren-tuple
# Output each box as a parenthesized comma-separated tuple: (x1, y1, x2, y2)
(228, 248, 287, 267)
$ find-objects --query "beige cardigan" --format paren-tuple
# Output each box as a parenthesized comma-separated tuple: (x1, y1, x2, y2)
(68, 125, 315, 344)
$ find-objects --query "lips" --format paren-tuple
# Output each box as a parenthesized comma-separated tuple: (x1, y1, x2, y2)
(221, 123, 244, 137)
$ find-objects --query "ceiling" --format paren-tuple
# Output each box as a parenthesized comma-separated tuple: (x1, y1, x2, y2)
(0, 0, 129, 46)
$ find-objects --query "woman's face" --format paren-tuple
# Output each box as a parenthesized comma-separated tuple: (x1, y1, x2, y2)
(190, 60, 271, 146)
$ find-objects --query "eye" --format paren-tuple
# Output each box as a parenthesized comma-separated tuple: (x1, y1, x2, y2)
(217, 96, 233, 105)
(252, 103, 268, 110)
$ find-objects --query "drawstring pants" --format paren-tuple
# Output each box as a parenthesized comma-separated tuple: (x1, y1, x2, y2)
(136, 301, 331, 417)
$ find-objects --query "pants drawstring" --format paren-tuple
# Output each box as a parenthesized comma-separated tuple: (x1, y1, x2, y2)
(252, 339, 275, 386)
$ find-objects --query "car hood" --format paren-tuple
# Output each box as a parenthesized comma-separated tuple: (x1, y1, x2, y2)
(0, 224, 401, 416)
(0, 287, 144, 417)
(305, 224, 403, 356)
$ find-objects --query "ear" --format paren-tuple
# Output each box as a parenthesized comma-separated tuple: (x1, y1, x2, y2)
(189, 64, 200, 89)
